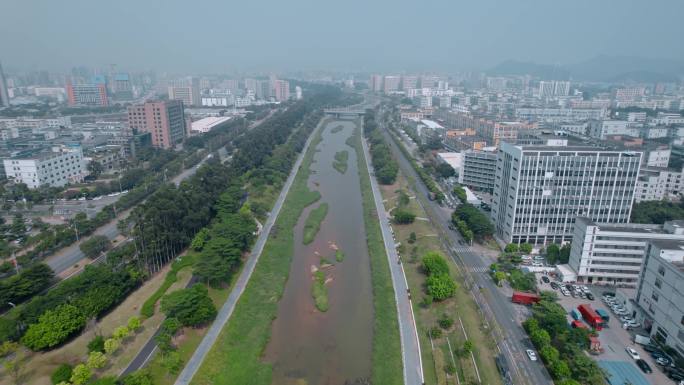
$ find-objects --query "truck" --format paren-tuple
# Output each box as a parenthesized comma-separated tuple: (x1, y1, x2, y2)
(596, 308, 610, 324)
(634, 334, 651, 346)
(511, 291, 541, 305)
(578, 304, 603, 331)
(571, 320, 589, 329)
(570, 309, 581, 320)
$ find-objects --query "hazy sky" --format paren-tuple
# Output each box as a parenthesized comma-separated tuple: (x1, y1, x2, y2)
(2, 0, 684, 73)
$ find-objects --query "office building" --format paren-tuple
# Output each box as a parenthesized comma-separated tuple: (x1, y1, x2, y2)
(636, 238, 684, 356)
(491, 140, 642, 245)
(635, 167, 683, 202)
(0, 61, 9, 107)
(370, 75, 383, 92)
(589, 120, 640, 140)
(273, 80, 290, 102)
(383, 76, 400, 94)
(3, 146, 85, 188)
(111, 73, 133, 100)
(295, 86, 302, 100)
(461, 149, 498, 192)
(244, 78, 257, 93)
(127, 100, 186, 149)
(569, 218, 684, 285)
(515, 107, 607, 123)
(402, 75, 418, 90)
(168, 77, 200, 106)
(538, 81, 555, 98)
(256, 80, 271, 100)
(201, 93, 233, 107)
(66, 79, 109, 107)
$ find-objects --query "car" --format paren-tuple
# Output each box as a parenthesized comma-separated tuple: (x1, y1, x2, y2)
(561, 290, 570, 296)
(642, 344, 660, 353)
(636, 359, 652, 374)
(627, 321, 641, 328)
(532, 262, 543, 267)
(526, 349, 537, 361)
(620, 316, 633, 322)
(579, 292, 586, 299)
(582, 286, 590, 292)
(565, 284, 573, 291)
(652, 351, 670, 361)
(586, 293, 595, 300)
(570, 290, 577, 298)
(550, 282, 560, 290)
(626, 347, 641, 360)
(656, 357, 672, 366)
(541, 276, 550, 283)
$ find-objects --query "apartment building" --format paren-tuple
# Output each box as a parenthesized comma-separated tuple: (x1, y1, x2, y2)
(569, 218, 684, 285)
(635, 167, 683, 202)
(127, 100, 186, 149)
(491, 140, 642, 245)
(461, 149, 498, 192)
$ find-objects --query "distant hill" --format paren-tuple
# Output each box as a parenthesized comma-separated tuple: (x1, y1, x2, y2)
(488, 55, 684, 82)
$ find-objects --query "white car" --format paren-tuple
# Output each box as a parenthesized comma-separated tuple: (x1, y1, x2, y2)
(626, 347, 641, 360)
(526, 349, 537, 361)
(561, 290, 570, 296)
(532, 262, 543, 267)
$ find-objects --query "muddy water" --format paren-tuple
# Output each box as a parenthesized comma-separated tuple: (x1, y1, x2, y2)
(264, 119, 374, 385)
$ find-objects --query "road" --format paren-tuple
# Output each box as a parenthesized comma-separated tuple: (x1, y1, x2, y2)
(171, 117, 321, 385)
(379, 119, 552, 385)
(360, 129, 424, 385)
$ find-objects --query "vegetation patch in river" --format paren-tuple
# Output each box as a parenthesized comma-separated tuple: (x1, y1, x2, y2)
(345, 135, 355, 148)
(331, 124, 345, 134)
(311, 269, 329, 312)
(302, 203, 329, 245)
(333, 150, 349, 174)
(335, 249, 345, 262)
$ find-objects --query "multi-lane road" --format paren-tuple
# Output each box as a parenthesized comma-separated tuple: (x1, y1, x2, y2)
(378, 114, 552, 385)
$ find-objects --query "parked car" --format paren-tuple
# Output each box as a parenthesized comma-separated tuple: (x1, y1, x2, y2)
(642, 344, 660, 353)
(526, 349, 537, 361)
(636, 359, 652, 374)
(627, 320, 641, 328)
(656, 357, 672, 366)
(565, 284, 573, 291)
(586, 293, 595, 300)
(550, 282, 560, 290)
(541, 276, 550, 284)
(561, 289, 570, 296)
(626, 347, 641, 360)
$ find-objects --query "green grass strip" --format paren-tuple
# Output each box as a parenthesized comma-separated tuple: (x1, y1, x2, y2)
(352, 120, 404, 384)
(311, 270, 329, 312)
(189, 122, 324, 385)
(332, 150, 349, 174)
(302, 203, 329, 245)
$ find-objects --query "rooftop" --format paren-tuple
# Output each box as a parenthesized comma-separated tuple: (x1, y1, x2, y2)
(597, 361, 649, 385)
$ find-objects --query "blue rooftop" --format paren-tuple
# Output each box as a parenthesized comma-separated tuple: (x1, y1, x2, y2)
(598, 360, 650, 385)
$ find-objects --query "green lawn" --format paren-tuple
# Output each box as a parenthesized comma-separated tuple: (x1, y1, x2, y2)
(188, 121, 324, 385)
(352, 122, 404, 385)
(302, 202, 329, 245)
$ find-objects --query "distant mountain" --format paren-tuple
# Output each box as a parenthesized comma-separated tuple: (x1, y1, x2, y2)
(488, 55, 684, 82)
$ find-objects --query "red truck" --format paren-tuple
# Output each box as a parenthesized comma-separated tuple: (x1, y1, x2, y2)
(511, 291, 541, 305)
(578, 304, 603, 331)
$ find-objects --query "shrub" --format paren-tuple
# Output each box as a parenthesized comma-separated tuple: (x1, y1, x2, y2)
(51, 364, 73, 385)
(21, 304, 87, 350)
(426, 274, 457, 301)
(504, 243, 519, 253)
(104, 338, 120, 355)
(421, 252, 450, 276)
(70, 363, 92, 385)
(87, 335, 105, 353)
(438, 314, 454, 329)
(392, 209, 416, 224)
(87, 351, 107, 369)
(519, 243, 533, 253)
(127, 316, 142, 332)
(429, 327, 442, 338)
(113, 326, 130, 340)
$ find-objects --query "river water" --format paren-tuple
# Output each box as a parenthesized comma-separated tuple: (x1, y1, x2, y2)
(264, 119, 374, 385)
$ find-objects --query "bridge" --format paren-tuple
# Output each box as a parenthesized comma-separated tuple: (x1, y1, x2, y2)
(323, 107, 367, 118)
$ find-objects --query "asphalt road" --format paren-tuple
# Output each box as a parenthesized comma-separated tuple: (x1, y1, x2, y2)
(380, 121, 553, 385)
(360, 127, 424, 385)
(171, 117, 320, 385)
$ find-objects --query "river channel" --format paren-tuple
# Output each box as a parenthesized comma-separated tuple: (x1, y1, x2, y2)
(264, 119, 374, 385)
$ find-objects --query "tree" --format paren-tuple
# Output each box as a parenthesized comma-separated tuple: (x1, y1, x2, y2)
(421, 252, 450, 276)
(70, 363, 92, 385)
(392, 209, 416, 224)
(88, 335, 105, 353)
(549, 359, 571, 380)
(462, 340, 474, 355)
(546, 244, 560, 265)
(436, 163, 455, 179)
(161, 350, 183, 374)
(426, 274, 457, 301)
(87, 351, 107, 369)
(530, 328, 551, 348)
(190, 228, 210, 251)
(127, 316, 142, 332)
(10, 214, 26, 239)
(559, 244, 571, 264)
(540, 345, 560, 364)
(113, 326, 130, 340)
(87, 161, 105, 179)
(408, 232, 416, 244)
(504, 243, 519, 253)
(160, 284, 217, 326)
(453, 204, 493, 240)
(453, 185, 467, 203)
(51, 364, 73, 385)
(122, 369, 153, 385)
(21, 304, 87, 351)
(194, 243, 241, 288)
(493, 271, 507, 286)
(519, 243, 533, 253)
(104, 338, 120, 355)
(79, 235, 110, 259)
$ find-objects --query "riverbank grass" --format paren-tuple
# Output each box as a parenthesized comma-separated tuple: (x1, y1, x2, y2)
(332, 150, 349, 174)
(311, 270, 329, 312)
(335, 249, 345, 262)
(302, 203, 328, 245)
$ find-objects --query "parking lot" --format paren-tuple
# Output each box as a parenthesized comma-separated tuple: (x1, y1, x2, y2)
(536, 275, 674, 384)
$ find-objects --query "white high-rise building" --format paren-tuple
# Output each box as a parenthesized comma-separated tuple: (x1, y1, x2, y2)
(295, 86, 302, 100)
(492, 140, 642, 245)
(3, 146, 86, 188)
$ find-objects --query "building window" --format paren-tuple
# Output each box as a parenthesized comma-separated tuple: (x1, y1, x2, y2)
(655, 278, 662, 289)
(652, 292, 659, 302)
(658, 265, 666, 276)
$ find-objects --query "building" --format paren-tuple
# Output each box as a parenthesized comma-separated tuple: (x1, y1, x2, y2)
(402, 75, 418, 90)
(635, 238, 684, 357)
(190, 116, 232, 134)
(515, 107, 607, 123)
(635, 166, 683, 202)
(111, 73, 133, 100)
(256, 80, 272, 100)
(439, 96, 452, 108)
(491, 140, 642, 245)
(3, 146, 85, 188)
(0, 62, 10, 107)
(201, 93, 233, 107)
(436, 152, 463, 174)
(417, 96, 432, 108)
(295, 86, 302, 100)
(168, 78, 200, 106)
(615, 87, 646, 101)
(569, 218, 684, 285)
(369, 75, 383, 92)
(383, 76, 400, 94)
(244, 78, 257, 93)
(461, 149, 498, 192)
(127, 100, 186, 149)
(273, 80, 290, 102)
(538, 81, 570, 98)
(66, 80, 108, 107)
(589, 120, 640, 139)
